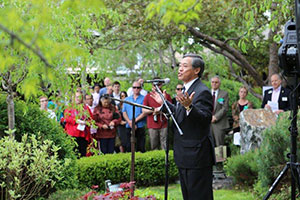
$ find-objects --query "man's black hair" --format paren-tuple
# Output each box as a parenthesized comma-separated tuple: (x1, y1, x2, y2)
(93, 83, 100, 89)
(183, 53, 205, 77)
(113, 81, 121, 86)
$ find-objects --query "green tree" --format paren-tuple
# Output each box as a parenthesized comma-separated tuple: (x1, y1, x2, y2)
(145, 0, 294, 95)
(0, 0, 105, 134)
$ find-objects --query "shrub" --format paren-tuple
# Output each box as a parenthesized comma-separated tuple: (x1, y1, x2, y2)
(76, 150, 179, 189)
(0, 94, 78, 189)
(252, 111, 300, 198)
(256, 112, 300, 188)
(0, 131, 71, 200)
(224, 150, 259, 186)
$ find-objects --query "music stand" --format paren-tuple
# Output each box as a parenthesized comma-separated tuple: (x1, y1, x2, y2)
(152, 83, 184, 200)
(110, 97, 153, 197)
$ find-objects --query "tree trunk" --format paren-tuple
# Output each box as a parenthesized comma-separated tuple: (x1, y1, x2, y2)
(268, 29, 279, 84)
(6, 93, 15, 138)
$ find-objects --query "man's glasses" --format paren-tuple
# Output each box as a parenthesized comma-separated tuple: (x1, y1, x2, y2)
(133, 87, 141, 89)
(176, 88, 183, 91)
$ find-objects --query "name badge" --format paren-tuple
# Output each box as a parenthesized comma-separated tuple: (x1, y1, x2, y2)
(268, 90, 272, 94)
(77, 124, 86, 131)
(282, 97, 288, 101)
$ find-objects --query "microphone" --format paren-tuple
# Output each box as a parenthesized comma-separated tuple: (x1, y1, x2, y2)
(145, 78, 170, 84)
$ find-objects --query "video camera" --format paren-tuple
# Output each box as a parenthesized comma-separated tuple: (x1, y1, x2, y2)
(278, 19, 300, 76)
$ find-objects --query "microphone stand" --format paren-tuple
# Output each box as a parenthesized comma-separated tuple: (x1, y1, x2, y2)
(152, 83, 184, 200)
(110, 97, 153, 198)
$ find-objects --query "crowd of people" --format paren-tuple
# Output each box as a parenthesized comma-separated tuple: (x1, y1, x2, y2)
(38, 53, 291, 199)
(39, 72, 290, 158)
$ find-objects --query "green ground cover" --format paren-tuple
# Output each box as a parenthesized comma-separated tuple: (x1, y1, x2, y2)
(139, 184, 256, 200)
(47, 184, 256, 200)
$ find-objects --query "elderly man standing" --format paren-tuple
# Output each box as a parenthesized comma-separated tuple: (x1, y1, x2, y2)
(99, 77, 111, 96)
(262, 73, 290, 114)
(211, 75, 230, 147)
(122, 81, 147, 152)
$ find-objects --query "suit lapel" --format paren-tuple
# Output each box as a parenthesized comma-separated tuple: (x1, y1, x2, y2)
(176, 78, 200, 124)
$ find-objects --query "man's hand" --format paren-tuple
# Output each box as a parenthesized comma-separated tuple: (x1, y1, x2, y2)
(211, 115, 217, 123)
(102, 124, 109, 129)
(153, 107, 161, 115)
(128, 120, 137, 130)
(109, 121, 115, 127)
(176, 91, 195, 108)
(150, 89, 166, 105)
(264, 104, 271, 110)
(274, 109, 284, 115)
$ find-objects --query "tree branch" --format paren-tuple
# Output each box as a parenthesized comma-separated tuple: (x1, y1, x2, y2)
(187, 26, 264, 86)
(228, 60, 262, 99)
(0, 23, 54, 69)
(184, 0, 200, 13)
(198, 40, 243, 66)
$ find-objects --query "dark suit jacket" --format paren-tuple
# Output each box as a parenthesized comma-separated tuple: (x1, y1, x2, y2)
(163, 78, 215, 169)
(261, 87, 291, 111)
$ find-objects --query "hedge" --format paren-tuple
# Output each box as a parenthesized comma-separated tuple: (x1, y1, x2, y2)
(76, 150, 179, 189)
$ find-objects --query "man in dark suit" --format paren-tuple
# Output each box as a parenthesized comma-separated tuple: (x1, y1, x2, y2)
(151, 54, 215, 200)
(261, 73, 290, 114)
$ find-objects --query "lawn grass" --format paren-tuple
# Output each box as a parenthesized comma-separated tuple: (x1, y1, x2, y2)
(47, 184, 256, 200)
(137, 184, 256, 200)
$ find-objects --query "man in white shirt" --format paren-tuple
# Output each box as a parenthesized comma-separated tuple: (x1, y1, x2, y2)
(261, 73, 291, 114)
(112, 81, 121, 105)
(92, 83, 101, 107)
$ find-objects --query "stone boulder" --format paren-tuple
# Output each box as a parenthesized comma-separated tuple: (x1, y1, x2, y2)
(239, 108, 277, 154)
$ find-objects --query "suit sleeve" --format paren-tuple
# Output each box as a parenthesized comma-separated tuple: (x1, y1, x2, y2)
(261, 90, 268, 108)
(188, 89, 213, 124)
(214, 92, 229, 122)
(161, 101, 176, 114)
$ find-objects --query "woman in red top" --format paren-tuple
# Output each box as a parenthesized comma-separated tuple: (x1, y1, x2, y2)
(93, 94, 121, 154)
(63, 91, 92, 157)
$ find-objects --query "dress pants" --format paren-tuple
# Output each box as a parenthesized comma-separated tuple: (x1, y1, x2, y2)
(178, 166, 213, 200)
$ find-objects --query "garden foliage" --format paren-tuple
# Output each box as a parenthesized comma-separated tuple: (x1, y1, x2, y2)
(256, 111, 300, 188)
(0, 131, 70, 200)
(225, 111, 300, 198)
(76, 150, 179, 189)
(0, 94, 78, 189)
(224, 150, 258, 186)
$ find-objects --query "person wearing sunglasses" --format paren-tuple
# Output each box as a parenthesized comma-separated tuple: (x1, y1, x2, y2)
(127, 78, 148, 97)
(172, 84, 184, 105)
(122, 81, 147, 152)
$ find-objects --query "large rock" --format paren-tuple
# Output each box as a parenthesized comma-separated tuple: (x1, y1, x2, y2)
(239, 108, 277, 154)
